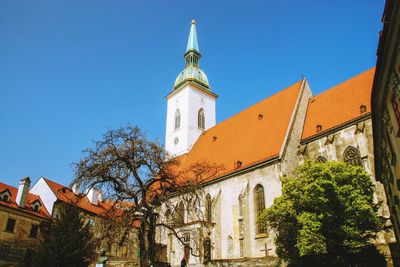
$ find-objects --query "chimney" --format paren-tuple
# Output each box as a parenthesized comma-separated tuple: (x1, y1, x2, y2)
(87, 187, 100, 205)
(71, 183, 80, 195)
(16, 177, 31, 208)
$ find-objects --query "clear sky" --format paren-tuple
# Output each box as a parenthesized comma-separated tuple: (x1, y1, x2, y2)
(0, 0, 385, 187)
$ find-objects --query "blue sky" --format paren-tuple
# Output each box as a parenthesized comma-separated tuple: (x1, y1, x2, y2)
(0, 0, 384, 186)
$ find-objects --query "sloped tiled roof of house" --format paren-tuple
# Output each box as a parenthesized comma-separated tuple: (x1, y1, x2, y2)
(301, 67, 375, 141)
(42, 178, 140, 228)
(0, 182, 51, 219)
(176, 80, 304, 182)
(42, 178, 112, 216)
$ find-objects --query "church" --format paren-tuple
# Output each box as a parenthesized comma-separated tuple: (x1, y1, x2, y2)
(156, 21, 396, 267)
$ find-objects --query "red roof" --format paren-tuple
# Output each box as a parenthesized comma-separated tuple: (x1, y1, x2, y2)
(0, 183, 51, 220)
(43, 178, 112, 216)
(302, 68, 375, 141)
(176, 80, 304, 182)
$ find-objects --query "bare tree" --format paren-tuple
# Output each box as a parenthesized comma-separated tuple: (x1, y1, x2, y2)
(73, 125, 222, 267)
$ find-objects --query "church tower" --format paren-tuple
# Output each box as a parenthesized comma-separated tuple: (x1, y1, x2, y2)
(165, 20, 217, 156)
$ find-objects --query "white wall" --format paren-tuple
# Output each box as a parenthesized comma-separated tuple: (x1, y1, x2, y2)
(165, 85, 216, 156)
(30, 177, 57, 215)
(157, 162, 282, 266)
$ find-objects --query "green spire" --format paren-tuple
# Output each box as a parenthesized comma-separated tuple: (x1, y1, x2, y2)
(173, 20, 210, 91)
(186, 20, 199, 53)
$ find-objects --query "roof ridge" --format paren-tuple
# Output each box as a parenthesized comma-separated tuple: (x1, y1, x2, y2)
(301, 67, 375, 140)
(42, 176, 66, 188)
(312, 67, 375, 98)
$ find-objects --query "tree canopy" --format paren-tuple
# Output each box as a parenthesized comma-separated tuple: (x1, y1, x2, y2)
(33, 204, 98, 267)
(72, 125, 221, 266)
(258, 161, 386, 266)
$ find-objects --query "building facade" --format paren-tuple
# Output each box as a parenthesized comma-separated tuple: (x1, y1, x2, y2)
(0, 177, 51, 266)
(30, 177, 140, 266)
(372, 0, 400, 252)
(157, 21, 397, 267)
(0, 175, 140, 266)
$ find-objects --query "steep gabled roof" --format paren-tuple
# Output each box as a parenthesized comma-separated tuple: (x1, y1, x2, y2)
(176, 80, 304, 182)
(42, 178, 111, 216)
(0, 182, 51, 220)
(302, 68, 375, 142)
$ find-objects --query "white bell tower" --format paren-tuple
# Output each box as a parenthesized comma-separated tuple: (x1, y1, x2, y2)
(165, 20, 217, 156)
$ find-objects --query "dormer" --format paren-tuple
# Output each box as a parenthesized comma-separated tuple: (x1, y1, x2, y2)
(0, 189, 11, 202)
(31, 199, 41, 212)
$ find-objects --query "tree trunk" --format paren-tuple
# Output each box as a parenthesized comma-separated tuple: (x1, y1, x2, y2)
(139, 216, 149, 267)
(148, 211, 157, 266)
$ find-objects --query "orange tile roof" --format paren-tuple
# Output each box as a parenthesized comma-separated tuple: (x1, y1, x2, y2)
(43, 178, 112, 216)
(176, 80, 304, 182)
(42, 178, 139, 228)
(301, 68, 375, 141)
(0, 182, 51, 220)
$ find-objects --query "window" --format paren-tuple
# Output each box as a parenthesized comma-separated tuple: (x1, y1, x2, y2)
(0, 190, 10, 202)
(316, 156, 327, 163)
(31, 201, 41, 212)
(343, 146, 362, 166)
(205, 194, 212, 222)
(238, 195, 243, 217)
(165, 209, 172, 223)
(29, 224, 39, 238)
(5, 218, 16, 233)
(360, 105, 367, 114)
(87, 218, 95, 226)
(235, 160, 243, 169)
(174, 109, 181, 130)
(391, 92, 400, 135)
(175, 202, 185, 225)
(1, 194, 9, 202)
(254, 185, 265, 234)
(198, 108, 205, 130)
(183, 233, 190, 245)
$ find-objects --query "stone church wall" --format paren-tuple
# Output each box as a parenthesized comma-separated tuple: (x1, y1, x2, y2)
(157, 162, 283, 267)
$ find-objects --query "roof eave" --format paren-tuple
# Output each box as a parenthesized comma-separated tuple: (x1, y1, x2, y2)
(301, 112, 372, 144)
(166, 81, 218, 100)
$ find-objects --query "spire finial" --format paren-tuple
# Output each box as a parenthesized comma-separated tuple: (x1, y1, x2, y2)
(186, 20, 199, 53)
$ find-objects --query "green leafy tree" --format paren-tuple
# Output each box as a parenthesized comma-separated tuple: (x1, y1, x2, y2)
(32, 204, 98, 267)
(258, 161, 386, 267)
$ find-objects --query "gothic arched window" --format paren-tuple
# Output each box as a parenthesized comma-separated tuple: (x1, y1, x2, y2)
(316, 156, 327, 163)
(238, 194, 243, 217)
(165, 209, 172, 224)
(175, 202, 185, 225)
(254, 184, 265, 234)
(198, 108, 205, 130)
(205, 194, 212, 222)
(343, 146, 362, 166)
(174, 109, 181, 130)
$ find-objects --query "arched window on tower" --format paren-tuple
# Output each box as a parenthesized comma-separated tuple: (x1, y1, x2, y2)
(198, 108, 205, 130)
(175, 109, 181, 130)
(254, 184, 265, 234)
(343, 146, 362, 166)
(205, 194, 212, 222)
